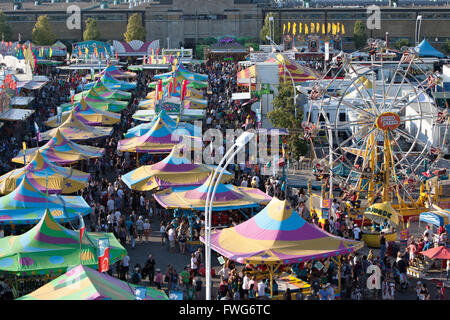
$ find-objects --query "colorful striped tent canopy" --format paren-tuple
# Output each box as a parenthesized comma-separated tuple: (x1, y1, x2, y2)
(266, 53, 322, 82)
(124, 109, 197, 138)
(153, 175, 272, 211)
(45, 99, 121, 127)
(237, 54, 322, 86)
(18, 264, 168, 300)
(0, 209, 125, 276)
(117, 116, 185, 154)
(121, 144, 233, 191)
(77, 87, 128, 113)
(12, 129, 104, 165)
(40, 110, 113, 141)
(95, 64, 137, 79)
(80, 72, 136, 91)
(201, 197, 363, 264)
(0, 175, 91, 225)
(0, 150, 89, 195)
(74, 81, 131, 102)
(146, 87, 204, 100)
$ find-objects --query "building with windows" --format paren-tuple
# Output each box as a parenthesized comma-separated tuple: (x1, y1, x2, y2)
(0, 1, 449, 53)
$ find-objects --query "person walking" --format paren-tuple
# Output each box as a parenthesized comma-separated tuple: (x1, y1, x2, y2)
(143, 219, 151, 241)
(136, 216, 144, 242)
(128, 220, 137, 249)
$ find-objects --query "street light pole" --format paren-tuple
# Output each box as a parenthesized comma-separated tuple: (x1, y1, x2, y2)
(204, 132, 255, 300)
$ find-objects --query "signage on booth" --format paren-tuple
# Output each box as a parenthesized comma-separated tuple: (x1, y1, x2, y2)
(376, 112, 400, 131)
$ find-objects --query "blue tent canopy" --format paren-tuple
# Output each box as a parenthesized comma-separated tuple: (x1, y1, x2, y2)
(415, 39, 444, 58)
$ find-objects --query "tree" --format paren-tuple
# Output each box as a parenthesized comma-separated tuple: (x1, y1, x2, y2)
(260, 12, 280, 44)
(32, 15, 56, 45)
(395, 38, 411, 50)
(83, 18, 100, 41)
(0, 11, 11, 41)
(268, 81, 308, 160)
(445, 39, 450, 55)
(353, 20, 367, 50)
(124, 13, 146, 42)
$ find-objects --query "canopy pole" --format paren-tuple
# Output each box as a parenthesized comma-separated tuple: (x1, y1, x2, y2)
(268, 264, 274, 298)
(136, 152, 139, 167)
(331, 256, 342, 299)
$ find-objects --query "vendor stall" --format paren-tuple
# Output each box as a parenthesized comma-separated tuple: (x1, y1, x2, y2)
(361, 202, 404, 248)
(201, 197, 363, 298)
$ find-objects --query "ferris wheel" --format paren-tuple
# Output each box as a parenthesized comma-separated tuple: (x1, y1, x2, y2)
(303, 38, 448, 207)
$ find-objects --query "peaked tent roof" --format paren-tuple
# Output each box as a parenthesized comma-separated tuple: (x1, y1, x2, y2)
(124, 109, 196, 138)
(266, 53, 323, 82)
(40, 110, 113, 141)
(96, 64, 136, 79)
(81, 71, 137, 91)
(0, 150, 89, 195)
(18, 264, 168, 300)
(121, 144, 233, 191)
(12, 129, 105, 165)
(0, 175, 91, 225)
(74, 81, 132, 102)
(117, 116, 184, 153)
(78, 87, 128, 113)
(201, 197, 363, 264)
(45, 98, 121, 127)
(153, 174, 272, 211)
(0, 209, 126, 275)
(415, 39, 444, 58)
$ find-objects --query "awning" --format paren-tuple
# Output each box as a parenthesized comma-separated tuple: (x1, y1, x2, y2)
(10, 96, 35, 106)
(232, 92, 251, 100)
(0, 108, 35, 121)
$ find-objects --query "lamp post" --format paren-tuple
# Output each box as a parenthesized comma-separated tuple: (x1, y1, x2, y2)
(265, 35, 298, 118)
(204, 132, 255, 300)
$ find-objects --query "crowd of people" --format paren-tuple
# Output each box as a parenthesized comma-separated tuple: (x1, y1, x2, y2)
(0, 53, 448, 301)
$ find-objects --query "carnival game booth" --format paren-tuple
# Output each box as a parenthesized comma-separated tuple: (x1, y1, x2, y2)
(117, 115, 194, 155)
(201, 197, 363, 298)
(361, 202, 405, 248)
(45, 99, 121, 128)
(12, 129, 104, 165)
(0, 176, 91, 225)
(121, 144, 233, 192)
(39, 111, 113, 142)
(237, 53, 322, 87)
(0, 150, 89, 195)
(124, 109, 198, 138)
(419, 209, 450, 238)
(17, 265, 168, 300)
(0, 209, 126, 298)
(153, 174, 272, 213)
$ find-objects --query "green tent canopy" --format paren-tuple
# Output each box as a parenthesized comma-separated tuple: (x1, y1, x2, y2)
(74, 82, 131, 102)
(0, 209, 126, 276)
(18, 264, 168, 300)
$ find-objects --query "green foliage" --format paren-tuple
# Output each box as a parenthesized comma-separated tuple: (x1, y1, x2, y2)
(268, 81, 308, 159)
(83, 18, 100, 41)
(124, 13, 146, 42)
(353, 20, 367, 50)
(195, 45, 209, 60)
(245, 42, 259, 51)
(260, 12, 280, 44)
(0, 11, 11, 41)
(395, 38, 411, 50)
(32, 15, 56, 45)
(445, 39, 450, 54)
(200, 37, 217, 45)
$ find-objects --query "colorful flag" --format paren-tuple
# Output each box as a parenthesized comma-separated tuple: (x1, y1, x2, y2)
(299, 22, 302, 34)
(283, 23, 286, 35)
(181, 80, 187, 101)
(168, 82, 172, 98)
(79, 213, 85, 243)
(98, 238, 110, 273)
(311, 22, 315, 34)
(292, 22, 297, 36)
(287, 22, 291, 33)
(22, 142, 27, 165)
